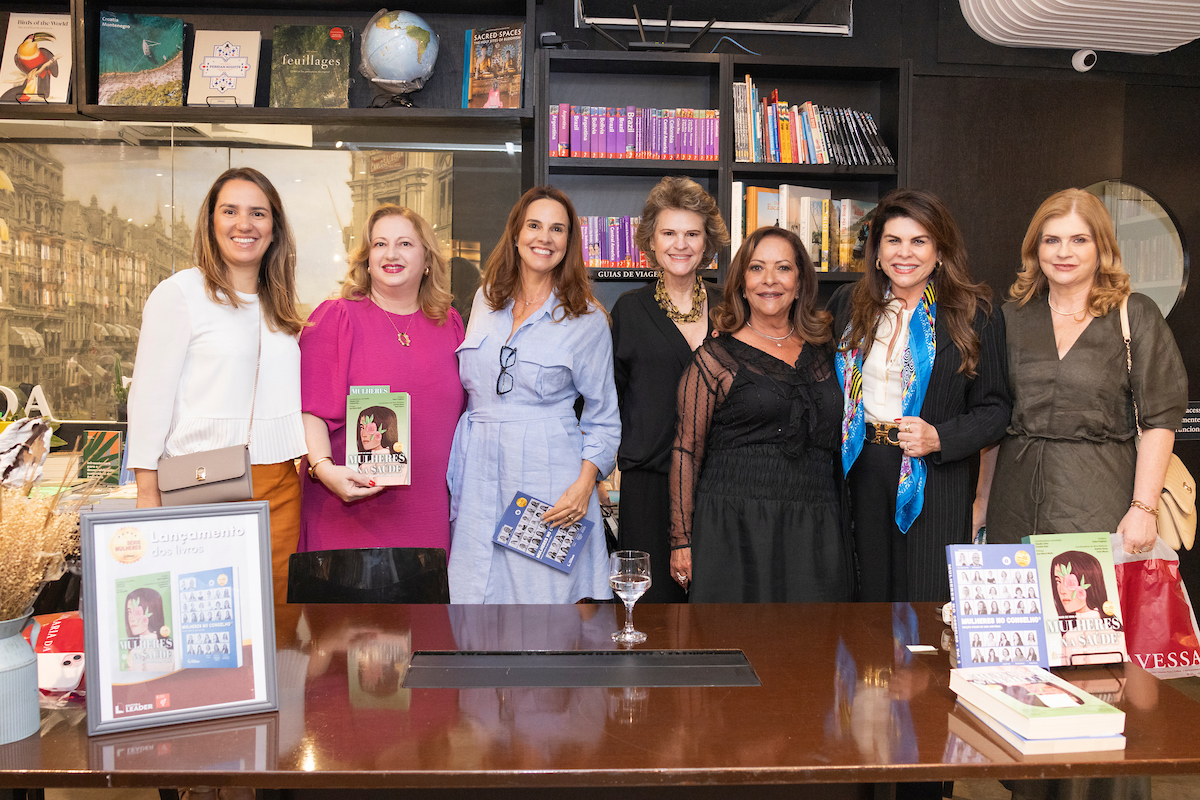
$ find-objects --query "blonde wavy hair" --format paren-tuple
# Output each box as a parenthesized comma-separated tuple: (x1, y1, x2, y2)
(341, 205, 454, 325)
(1009, 188, 1130, 316)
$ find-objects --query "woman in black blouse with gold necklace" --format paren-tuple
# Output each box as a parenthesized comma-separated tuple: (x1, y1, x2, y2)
(611, 177, 728, 602)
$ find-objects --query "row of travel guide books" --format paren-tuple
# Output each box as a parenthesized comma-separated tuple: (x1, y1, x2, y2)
(548, 104, 720, 161)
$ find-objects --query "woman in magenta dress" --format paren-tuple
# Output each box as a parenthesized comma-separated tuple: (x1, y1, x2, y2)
(299, 205, 465, 552)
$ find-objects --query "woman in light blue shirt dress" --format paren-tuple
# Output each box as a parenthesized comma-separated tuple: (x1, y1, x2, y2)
(447, 186, 620, 604)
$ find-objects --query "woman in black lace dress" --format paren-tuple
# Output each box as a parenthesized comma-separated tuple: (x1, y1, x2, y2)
(669, 226, 853, 603)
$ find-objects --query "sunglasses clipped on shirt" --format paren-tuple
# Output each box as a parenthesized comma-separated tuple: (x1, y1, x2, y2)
(497, 346, 517, 395)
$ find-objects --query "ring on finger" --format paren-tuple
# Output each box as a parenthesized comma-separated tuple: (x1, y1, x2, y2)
(904, 423, 912, 433)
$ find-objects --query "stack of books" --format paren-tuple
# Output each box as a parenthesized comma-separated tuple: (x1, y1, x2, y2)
(730, 182, 875, 271)
(548, 105, 719, 161)
(733, 76, 893, 166)
(949, 665, 1126, 755)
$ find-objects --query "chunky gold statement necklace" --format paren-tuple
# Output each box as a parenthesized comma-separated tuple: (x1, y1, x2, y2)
(655, 274, 706, 323)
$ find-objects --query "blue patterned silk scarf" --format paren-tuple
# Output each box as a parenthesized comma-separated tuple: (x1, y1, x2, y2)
(835, 283, 937, 533)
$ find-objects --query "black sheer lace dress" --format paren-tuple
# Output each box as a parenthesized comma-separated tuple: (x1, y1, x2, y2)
(669, 336, 854, 603)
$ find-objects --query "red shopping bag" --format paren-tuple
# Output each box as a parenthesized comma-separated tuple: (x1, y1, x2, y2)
(1112, 533, 1200, 678)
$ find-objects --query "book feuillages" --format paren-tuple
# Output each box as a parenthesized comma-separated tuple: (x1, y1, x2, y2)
(188, 30, 260, 107)
(949, 665, 1125, 741)
(345, 386, 411, 486)
(98, 12, 184, 106)
(462, 24, 523, 109)
(269, 24, 351, 109)
(492, 491, 593, 574)
(0, 13, 71, 104)
(1028, 532, 1128, 667)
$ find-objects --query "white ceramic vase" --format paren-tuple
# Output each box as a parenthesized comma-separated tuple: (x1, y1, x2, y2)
(0, 613, 39, 744)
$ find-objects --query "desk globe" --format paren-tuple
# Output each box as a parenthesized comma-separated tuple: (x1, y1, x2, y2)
(360, 9, 439, 96)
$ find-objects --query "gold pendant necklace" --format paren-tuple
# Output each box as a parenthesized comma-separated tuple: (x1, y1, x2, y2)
(373, 295, 415, 346)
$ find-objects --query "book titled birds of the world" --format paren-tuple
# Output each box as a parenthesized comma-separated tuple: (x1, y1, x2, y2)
(98, 11, 184, 106)
(0, 13, 72, 104)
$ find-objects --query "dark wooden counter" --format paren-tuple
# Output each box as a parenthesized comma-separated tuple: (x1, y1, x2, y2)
(4, 602, 1200, 791)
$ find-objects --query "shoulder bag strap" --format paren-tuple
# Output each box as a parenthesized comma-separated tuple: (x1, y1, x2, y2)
(1118, 295, 1141, 435)
(246, 305, 262, 448)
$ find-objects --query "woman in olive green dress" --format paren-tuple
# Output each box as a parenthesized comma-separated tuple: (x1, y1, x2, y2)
(979, 189, 1186, 554)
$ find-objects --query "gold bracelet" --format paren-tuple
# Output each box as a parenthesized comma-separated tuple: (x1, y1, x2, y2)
(1130, 499, 1159, 517)
(308, 456, 334, 479)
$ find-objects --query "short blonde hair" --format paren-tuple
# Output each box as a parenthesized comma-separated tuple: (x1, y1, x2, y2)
(341, 205, 454, 324)
(1009, 188, 1130, 316)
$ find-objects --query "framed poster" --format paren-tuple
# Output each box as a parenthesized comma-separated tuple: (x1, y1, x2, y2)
(81, 502, 277, 736)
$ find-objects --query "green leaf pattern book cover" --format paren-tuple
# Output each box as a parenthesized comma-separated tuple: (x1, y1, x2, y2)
(270, 25, 350, 108)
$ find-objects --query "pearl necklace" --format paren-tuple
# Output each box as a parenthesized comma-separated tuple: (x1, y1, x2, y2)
(746, 321, 794, 347)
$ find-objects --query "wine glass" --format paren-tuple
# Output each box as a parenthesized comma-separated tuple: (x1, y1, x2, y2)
(609, 550, 651, 644)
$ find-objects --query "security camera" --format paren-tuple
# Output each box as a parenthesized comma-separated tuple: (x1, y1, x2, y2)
(1072, 49, 1097, 72)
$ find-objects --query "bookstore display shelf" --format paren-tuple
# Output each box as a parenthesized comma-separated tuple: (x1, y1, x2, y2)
(0, 103, 85, 120)
(77, 105, 533, 127)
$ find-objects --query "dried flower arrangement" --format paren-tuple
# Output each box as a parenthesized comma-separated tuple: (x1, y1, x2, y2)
(0, 418, 109, 621)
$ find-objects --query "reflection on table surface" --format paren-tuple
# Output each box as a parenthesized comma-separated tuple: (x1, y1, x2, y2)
(9, 602, 1200, 788)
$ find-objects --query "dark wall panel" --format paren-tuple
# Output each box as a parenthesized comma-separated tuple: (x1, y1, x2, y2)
(908, 75, 1125, 296)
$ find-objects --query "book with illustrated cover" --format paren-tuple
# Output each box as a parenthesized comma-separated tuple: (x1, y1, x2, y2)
(1027, 532, 1127, 667)
(955, 697, 1126, 754)
(269, 24, 351, 108)
(0, 13, 71, 104)
(77, 430, 122, 486)
(178, 567, 242, 669)
(462, 24, 523, 109)
(187, 30, 260, 106)
(838, 199, 876, 272)
(115, 571, 176, 674)
(493, 491, 592, 574)
(949, 665, 1125, 741)
(947, 543, 1047, 668)
(98, 12, 184, 106)
(345, 386, 410, 486)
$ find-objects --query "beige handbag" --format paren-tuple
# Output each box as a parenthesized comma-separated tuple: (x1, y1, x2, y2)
(157, 310, 261, 507)
(1119, 297, 1196, 550)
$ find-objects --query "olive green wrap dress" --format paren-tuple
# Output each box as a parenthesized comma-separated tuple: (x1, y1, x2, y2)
(987, 292, 1187, 543)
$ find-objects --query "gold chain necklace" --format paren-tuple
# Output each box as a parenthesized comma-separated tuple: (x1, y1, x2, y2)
(372, 294, 415, 346)
(1048, 299, 1088, 321)
(655, 274, 706, 323)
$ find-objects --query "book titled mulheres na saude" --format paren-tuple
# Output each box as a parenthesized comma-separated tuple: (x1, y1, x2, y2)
(345, 385, 410, 486)
(269, 24, 351, 108)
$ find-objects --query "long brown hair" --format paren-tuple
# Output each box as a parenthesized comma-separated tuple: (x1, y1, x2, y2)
(634, 176, 729, 270)
(843, 188, 990, 376)
(713, 226, 831, 345)
(1009, 188, 1130, 316)
(193, 167, 304, 335)
(341, 205, 454, 325)
(481, 185, 599, 320)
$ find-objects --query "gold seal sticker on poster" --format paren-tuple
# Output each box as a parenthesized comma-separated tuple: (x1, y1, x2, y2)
(109, 527, 147, 564)
(1014, 550, 1031, 567)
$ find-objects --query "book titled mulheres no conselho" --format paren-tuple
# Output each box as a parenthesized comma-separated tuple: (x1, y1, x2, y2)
(346, 386, 410, 486)
(270, 24, 351, 108)
(946, 532, 1127, 670)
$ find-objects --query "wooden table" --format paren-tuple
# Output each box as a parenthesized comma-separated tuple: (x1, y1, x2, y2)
(3, 602, 1199, 796)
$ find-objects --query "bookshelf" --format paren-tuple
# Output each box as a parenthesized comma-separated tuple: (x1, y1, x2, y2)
(0, 0, 536, 127)
(536, 49, 910, 301)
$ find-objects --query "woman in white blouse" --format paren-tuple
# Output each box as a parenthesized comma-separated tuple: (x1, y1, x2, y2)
(127, 167, 307, 606)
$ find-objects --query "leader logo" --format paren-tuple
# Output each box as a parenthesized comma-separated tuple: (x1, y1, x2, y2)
(156, 694, 171, 709)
